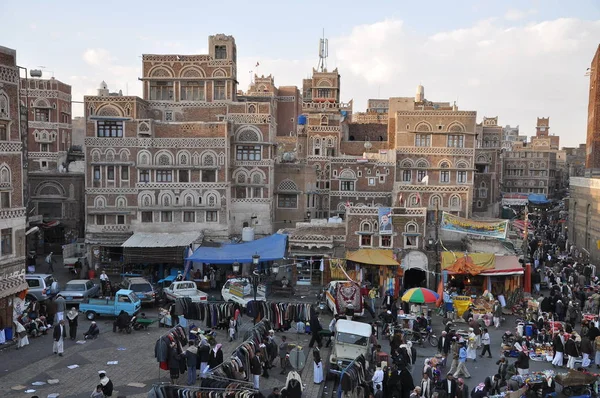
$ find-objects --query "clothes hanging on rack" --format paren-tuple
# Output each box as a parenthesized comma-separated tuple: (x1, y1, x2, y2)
(210, 319, 272, 383)
(339, 354, 371, 394)
(154, 325, 188, 374)
(245, 301, 313, 330)
(175, 299, 242, 329)
(148, 382, 262, 398)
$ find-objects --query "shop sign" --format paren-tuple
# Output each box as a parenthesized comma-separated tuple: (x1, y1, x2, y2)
(440, 212, 508, 239)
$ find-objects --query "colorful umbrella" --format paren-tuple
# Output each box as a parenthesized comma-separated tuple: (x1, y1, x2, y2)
(401, 287, 440, 303)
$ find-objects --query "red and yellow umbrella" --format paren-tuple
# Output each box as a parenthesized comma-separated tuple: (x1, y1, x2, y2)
(401, 287, 440, 304)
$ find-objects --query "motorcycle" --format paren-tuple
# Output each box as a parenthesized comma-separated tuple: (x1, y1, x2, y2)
(403, 326, 439, 347)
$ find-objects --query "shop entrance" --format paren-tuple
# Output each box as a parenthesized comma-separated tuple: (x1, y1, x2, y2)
(403, 268, 426, 289)
(401, 250, 429, 290)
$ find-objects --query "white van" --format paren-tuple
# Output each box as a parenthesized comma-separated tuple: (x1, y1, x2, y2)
(329, 319, 372, 372)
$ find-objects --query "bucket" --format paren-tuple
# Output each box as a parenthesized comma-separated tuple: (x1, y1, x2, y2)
(88, 270, 96, 279)
(525, 324, 533, 337)
(4, 327, 13, 341)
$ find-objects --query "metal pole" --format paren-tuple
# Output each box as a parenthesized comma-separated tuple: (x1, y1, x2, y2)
(524, 206, 529, 262)
(435, 203, 440, 287)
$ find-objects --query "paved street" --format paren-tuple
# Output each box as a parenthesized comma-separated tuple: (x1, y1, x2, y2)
(0, 260, 573, 397)
(0, 257, 328, 397)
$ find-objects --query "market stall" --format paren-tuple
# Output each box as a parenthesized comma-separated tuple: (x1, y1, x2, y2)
(344, 249, 402, 297)
(441, 252, 523, 297)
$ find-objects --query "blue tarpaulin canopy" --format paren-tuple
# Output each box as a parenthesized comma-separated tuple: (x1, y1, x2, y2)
(186, 233, 287, 264)
(528, 193, 550, 205)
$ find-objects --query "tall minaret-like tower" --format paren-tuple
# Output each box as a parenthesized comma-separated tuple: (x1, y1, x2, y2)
(415, 84, 425, 102)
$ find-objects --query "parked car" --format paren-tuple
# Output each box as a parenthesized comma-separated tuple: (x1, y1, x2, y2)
(119, 277, 155, 305)
(221, 278, 266, 307)
(80, 289, 141, 320)
(25, 274, 59, 302)
(61, 279, 100, 305)
(164, 281, 208, 303)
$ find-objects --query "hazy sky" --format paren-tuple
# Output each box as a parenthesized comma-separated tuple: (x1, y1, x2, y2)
(1, 0, 599, 147)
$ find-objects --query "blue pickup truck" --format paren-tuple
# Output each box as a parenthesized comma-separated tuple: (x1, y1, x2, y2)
(80, 289, 141, 321)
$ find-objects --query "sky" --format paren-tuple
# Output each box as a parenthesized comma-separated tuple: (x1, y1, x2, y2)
(1, 0, 599, 147)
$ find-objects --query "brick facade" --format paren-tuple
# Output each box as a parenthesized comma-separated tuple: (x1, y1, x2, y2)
(586, 45, 600, 175)
(0, 46, 27, 286)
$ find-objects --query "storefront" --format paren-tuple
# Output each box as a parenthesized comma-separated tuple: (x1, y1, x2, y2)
(294, 256, 324, 286)
(106, 232, 204, 280)
(186, 233, 288, 280)
(401, 250, 429, 289)
(344, 249, 403, 297)
(0, 270, 29, 342)
(442, 252, 524, 296)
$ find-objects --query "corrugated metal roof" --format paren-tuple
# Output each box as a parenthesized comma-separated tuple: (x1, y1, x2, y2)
(122, 232, 201, 248)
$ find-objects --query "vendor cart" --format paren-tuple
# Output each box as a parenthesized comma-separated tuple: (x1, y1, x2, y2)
(555, 369, 598, 397)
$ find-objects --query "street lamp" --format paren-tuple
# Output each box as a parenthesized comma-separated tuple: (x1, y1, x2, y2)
(251, 253, 261, 324)
(272, 265, 279, 275)
(232, 261, 240, 274)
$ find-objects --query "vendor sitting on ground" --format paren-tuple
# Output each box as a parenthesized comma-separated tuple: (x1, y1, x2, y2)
(84, 321, 100, 339)
(113, 310, 131, 332)
(281, 276, 289, 288)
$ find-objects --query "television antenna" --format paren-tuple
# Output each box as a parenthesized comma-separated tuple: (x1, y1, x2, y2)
(317, 29, 328, 72)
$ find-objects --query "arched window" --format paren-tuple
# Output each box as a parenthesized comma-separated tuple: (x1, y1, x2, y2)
(119, 150, 129, 162)
(361, 222, 372, 232)
(416, 160, 429, 168)
(159, 154, 171, 166)
(539, 180, 545, 187)
(162, 195, 170, 206)
(106, 150, 115, 162)
(139, 153, 149, 165)
(430, 195, 442, 207)
(116, 197, 127, 208)
(247, 104, 256, 114)
(142, 195, 151, 207)
(94, 196, 106, 208)
(237, 173, 246, 184)
(202, 153, 215, 166)
(480, 181, 486, 188)
(207, 194, 217, 207)
(405, 222, 418, 233)
(251, 173, 262, 184)
(237, 129, 260, 142)
(0, 166, 10, 183)
(408, 194, 419, 207)
(180, 154, 187, 165)
(339, 169, 356, 180)
(450, 195, 460, 208)
(0, 91, 9, 118)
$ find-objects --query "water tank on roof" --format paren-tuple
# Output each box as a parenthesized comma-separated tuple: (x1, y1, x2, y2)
(298, 115, 307, 125)
(242, 227, 255, 242)
(30, 70, 42, 78)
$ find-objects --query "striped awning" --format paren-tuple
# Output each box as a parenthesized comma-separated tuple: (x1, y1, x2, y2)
(0, 274, 28, 299)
